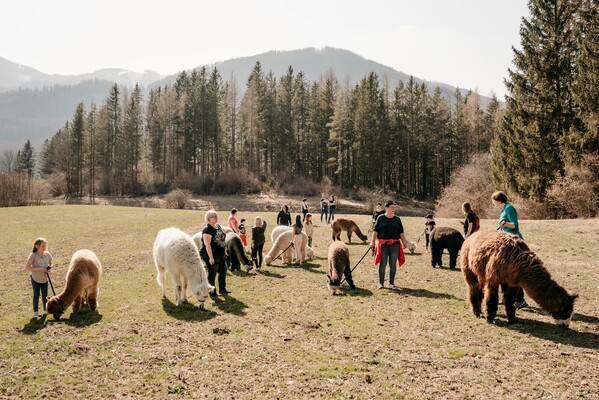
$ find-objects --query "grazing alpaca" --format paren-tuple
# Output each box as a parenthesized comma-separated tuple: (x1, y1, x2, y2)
(265, 230, 308, 265)
(46, 249, 102, 320)
(430, 227, 464, 269)
(461, 231, 578, 326)
(331, 218, 368, 243)
(327, 241, 356, 294)
(153, 227, 215, 309)
(225, 232, 253, 272)
(271, 225, 292, 243)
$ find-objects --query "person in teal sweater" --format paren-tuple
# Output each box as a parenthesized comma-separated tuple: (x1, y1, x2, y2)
(492, 190, 527, 308)
(492, 190, 522, 238)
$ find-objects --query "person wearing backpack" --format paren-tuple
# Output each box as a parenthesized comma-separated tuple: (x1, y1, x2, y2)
(462, 202, 479, 238)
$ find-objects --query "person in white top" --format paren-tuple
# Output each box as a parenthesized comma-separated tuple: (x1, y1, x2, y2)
(24, 238, 57, 318)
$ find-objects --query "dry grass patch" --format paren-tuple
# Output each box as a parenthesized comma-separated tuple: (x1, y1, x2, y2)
(0, 206, 598, 399)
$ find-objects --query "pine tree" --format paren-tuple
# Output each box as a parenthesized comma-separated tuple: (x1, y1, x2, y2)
(495, 0, 579, 201)
(16, 139, 36, 178)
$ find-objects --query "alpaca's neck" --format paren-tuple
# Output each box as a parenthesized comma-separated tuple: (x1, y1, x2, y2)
(56, 279, 82, 308)
(520, 272, 565, 312)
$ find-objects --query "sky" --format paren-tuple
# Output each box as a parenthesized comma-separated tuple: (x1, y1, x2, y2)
(0, 0, 530, 98)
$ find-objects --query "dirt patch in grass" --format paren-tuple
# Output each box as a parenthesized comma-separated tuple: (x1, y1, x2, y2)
(0, 206, 598, 399)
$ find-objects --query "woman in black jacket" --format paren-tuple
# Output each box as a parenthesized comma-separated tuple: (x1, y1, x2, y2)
(251, 216, 267, 270)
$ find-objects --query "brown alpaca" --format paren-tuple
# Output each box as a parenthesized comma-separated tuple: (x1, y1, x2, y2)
(461, 231, 577, 326)
(46, 249, 102, 320)
(327, 241, 355, 293)
(331, 218, 368, 243)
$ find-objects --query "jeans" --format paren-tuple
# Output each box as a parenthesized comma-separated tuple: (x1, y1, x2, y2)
(252, 244, 264, 269)
(31, 276, 48, 313)
(203, 254, 227, 292)
(328, 206, 336, 223)
(321, 208, 328, 222)
(378, 243, 400, 286)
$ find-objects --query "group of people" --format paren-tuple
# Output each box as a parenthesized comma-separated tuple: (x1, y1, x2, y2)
(25, 190, 526, 317)
(319, 193, 337, 224)
(369, 191, 524, 303)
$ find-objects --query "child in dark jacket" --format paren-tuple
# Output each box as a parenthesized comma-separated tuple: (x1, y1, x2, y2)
(251, 217, 267, 270)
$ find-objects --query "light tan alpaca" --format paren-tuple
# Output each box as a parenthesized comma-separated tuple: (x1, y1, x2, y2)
(46, 249, 102, 320)
(331, 218, 368, 243)
(265, 231, 308, 265)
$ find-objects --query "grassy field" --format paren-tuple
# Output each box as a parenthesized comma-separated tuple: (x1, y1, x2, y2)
(0, 205, 598, 399)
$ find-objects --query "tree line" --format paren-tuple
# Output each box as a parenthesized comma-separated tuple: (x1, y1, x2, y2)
(6, 64, 499, 200)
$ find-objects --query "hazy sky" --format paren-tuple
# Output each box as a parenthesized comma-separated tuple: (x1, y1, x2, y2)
(1, 0, 530, 98)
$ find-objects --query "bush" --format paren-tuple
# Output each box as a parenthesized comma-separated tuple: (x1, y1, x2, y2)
(0, 173, 30, 207)
(173, 170, 261, 195)
(164, 189, 192, 209)
(435, 154, 496, 218)
(545, 158, 599, 218)
(212, 170, 261, 195)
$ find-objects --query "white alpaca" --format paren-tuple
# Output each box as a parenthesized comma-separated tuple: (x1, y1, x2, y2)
(264, 230, 309, 265)
(271, 225, 292, 243)
(153, 227, 215, 308)
(270, 225, 314, 261)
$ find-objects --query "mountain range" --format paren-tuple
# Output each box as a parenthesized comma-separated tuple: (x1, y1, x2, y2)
(0, 47, 491, 150)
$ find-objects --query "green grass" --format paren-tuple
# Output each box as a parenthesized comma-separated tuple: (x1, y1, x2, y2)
(1, 205, 598, 399)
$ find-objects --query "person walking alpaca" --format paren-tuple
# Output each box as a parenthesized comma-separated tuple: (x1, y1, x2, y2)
(25, 238, 57, 318)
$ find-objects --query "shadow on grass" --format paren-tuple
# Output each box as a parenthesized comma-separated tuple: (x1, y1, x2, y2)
(20, 317, 47, 335)
(301, 262, 326, 274)
(230, 269, 254, 278)
(257, 269, 286, 279)
(211, 295, 248, 316)
(162, 297, 217, 322)
(342, 287, 374, 297)
(501, 313, 599, 349)
(62, 309, 103, 327)
(21, 308, 103, 333)
(392, 287, 462, 301)
(573, 312, 599, 325)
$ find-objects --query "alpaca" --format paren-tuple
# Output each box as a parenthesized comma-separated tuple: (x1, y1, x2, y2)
(331, 218, 368, 243)
(153, 227, 215, 309)
(46, 249, 102, 320)
(225, 232, 253, 272)
(327, 241, 356, 294)
(461, 231, 578, 326)
(271, 225, 292, 243)
(264, 230, 308, 265)
(430, 227, 464, 269)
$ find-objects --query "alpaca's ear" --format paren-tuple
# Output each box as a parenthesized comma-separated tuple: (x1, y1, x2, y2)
(571, 294, 579, 303)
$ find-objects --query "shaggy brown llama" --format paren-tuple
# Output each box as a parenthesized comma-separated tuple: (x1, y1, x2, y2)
(331, 218, 368, 243)
(46, 249, 102, 320)
(327, 241, 356, 293)
(461, 231, 577, 326)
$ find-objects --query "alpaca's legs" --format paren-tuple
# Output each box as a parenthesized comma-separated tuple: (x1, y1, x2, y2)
(157, 265, 167, 297)
(181, 276, 188, 303)
(347, 231, 352, 243)
(449, 249, 458, 270)
(72, 294, 83, 313)
(431, 247, 443, 268)
(503, 285, 519, 324)
(169, 274, 183, 305)
(484, 284, 499, 324)
(464, 269, 482, 317)
(88, 286, 99, 311)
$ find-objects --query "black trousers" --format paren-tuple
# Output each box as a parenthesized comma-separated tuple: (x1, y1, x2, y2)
(202, 254, 227, 292)
(252, 244, 264, 268)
